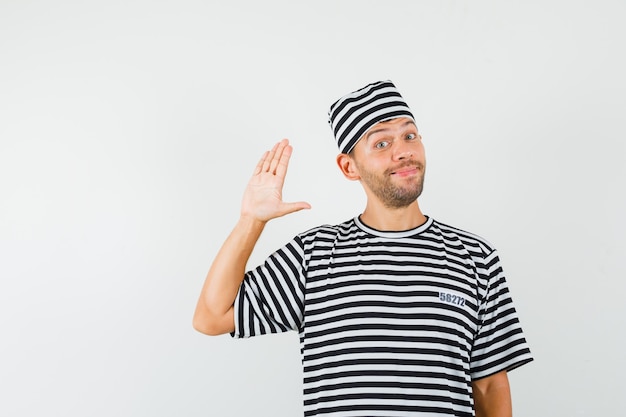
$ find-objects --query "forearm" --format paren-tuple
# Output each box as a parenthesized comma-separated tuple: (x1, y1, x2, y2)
(193, 215, 266, 335)
(472, 371, 512, 417)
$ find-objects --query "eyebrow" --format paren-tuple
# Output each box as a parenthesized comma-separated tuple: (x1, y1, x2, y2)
(365, 120, 417, 141)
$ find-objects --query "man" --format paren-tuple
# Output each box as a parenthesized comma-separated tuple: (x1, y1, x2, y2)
(193, 80, 533, 416)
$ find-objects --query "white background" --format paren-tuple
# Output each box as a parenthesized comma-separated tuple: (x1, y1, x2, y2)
(1, 1, 625, 416)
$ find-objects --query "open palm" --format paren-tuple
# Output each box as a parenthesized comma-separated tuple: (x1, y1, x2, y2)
(241, 139, 310, 222)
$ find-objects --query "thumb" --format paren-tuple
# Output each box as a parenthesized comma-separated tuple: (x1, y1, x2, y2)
(279, 201, 312, 216)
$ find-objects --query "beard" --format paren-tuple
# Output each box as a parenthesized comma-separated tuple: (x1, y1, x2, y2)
(357, 160, 425, 209)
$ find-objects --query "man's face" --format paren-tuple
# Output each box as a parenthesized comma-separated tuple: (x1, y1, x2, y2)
(350, 117, 426, 209)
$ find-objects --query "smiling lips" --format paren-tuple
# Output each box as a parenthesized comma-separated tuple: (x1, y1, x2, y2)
(389, 162, 423, 177)
(393, 167, 419, 177)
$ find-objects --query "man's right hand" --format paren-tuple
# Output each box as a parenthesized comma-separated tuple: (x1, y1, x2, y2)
(193, 139, 310, 336)
(241, 139, 311, 222)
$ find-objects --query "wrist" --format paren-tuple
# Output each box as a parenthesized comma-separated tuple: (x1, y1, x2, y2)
(237, 214, 267, 232)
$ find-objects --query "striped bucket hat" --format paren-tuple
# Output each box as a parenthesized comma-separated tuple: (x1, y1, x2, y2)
(328, 80, 415, 154)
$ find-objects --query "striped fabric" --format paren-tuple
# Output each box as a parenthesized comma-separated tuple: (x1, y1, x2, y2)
(328, 80, 416, 154)
(232, 216, 533, 416)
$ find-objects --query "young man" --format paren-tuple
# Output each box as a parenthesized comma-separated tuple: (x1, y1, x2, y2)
(193, 80, 533, 417)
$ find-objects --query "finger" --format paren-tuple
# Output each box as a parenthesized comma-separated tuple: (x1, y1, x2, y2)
(278, 201, 311, 216)
(274, 143, 292, 180)
(253, 151, 269, 175)
(262, 141, 281, 173)
(269, 139, 289, 174)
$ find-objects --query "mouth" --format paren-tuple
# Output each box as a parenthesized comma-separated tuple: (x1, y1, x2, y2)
(390, 163, 423, 176)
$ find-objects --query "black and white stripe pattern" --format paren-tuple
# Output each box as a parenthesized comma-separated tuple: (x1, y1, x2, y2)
(232, 216, 533, 416)
(328, 80, 416, 154)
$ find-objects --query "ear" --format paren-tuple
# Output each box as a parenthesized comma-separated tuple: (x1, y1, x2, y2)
(336, 153, 360, 181)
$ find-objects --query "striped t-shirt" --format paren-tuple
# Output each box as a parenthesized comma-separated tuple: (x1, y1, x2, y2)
(232, 216, 533, 416)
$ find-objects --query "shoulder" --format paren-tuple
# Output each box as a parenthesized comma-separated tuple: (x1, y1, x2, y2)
(296, 218, 356, 244)
(429, 218, 497, 256)
(298, 218, 356, 238)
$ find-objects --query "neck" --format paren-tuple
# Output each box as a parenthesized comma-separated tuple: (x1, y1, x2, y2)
(359, 200, 427, 231)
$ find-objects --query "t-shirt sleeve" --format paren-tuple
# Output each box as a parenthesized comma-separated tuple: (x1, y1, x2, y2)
(231, 236, 306, 338)
(470, 249, 534, 380)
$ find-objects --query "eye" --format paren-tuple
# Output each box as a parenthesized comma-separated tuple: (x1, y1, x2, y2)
(374, 140, 390, 149)
(406, 133, 417, 140)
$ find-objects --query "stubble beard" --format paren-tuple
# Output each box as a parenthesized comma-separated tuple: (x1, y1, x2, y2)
(358, 161, 425, 209)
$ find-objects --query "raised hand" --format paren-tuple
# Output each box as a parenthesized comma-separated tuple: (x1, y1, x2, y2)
(241, 139, 311, 222)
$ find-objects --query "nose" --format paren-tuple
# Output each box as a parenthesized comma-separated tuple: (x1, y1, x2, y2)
(394, 141, 414, 160)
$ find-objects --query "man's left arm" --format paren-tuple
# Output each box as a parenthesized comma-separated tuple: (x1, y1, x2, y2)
(471, 370, 512, 417)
